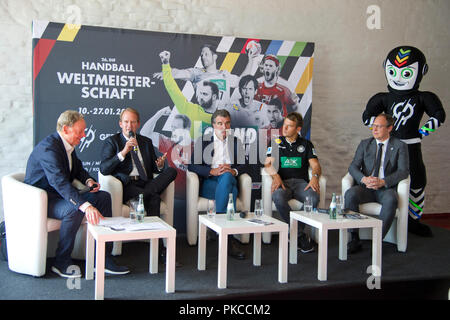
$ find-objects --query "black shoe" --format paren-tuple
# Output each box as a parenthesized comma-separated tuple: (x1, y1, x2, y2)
(228, 238, 246, 260)
(347, 238, 362, 254)
(298, 233, 315, 253)
(51, 262, 82, 278)
(104, 257, 130, 275)
(408, 217, 433, 237)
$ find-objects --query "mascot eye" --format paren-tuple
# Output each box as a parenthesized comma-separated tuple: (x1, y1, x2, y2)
(387, 66, 397, 77)
(401, 68, 414, 79)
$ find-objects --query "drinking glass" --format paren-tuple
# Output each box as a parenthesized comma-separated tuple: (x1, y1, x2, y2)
(304, 196, 313, 213)
(129, 199, 139, 221)
(207, 199, 216, 218)
(254, 199, 263, 218)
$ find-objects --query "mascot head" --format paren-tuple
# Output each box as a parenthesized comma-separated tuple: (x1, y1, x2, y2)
(383, 46, 428, 92)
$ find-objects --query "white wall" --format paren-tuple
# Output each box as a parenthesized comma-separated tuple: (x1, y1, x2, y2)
(1, 0, 449, 220)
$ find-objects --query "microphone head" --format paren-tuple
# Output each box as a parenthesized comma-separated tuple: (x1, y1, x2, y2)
(129, 131, 135, 138)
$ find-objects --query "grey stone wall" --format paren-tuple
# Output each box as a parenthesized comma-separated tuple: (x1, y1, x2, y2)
(1, 0, 449, 220)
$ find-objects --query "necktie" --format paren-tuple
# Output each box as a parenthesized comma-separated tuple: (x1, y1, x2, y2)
(130, 149, 148, 181)
(373, 143, 383, 177)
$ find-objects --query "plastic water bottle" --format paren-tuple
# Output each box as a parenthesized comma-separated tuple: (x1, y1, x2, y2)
(226, 193, 235, 221)
(329, 193, 337, 219)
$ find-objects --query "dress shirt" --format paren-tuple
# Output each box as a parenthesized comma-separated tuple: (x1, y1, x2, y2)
(58, 132, 92, 212)
(117, 133, 148, 176)
(211, 131, 238, 175)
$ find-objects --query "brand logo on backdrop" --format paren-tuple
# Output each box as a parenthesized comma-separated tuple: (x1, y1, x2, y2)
(79, 125, 96, 152)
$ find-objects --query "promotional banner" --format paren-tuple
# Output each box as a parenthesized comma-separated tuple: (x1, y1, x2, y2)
(32, 21, 314, 231)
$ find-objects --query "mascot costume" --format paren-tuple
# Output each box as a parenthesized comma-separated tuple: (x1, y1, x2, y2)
(362, 46, 446, 237)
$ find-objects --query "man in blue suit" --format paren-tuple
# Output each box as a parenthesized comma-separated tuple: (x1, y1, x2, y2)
(188, 109, 249, 259)
(25, 110, 129, 278)
(345, 114, 409, 253)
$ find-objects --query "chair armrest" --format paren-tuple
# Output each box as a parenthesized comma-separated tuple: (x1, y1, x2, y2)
(98, 172, 124, 218)
(186, 170, 200, 204)
(238, 173, 252, 211)
(157, 173, 175, 226)
(342, 172, 354, 200)
(396, 175, 410, 218)
(2, 173, 49, 273)
(261, 167, 273, 216)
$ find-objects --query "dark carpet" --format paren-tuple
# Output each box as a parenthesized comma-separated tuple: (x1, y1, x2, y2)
(1, 225, 449, 300)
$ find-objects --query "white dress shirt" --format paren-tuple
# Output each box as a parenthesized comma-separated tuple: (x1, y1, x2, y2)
(211, 131, 238, 175)
(58, 132, 92, 212)
(117, 133, 148, 177)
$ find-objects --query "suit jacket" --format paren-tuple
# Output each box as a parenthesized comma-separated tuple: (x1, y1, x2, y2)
(349, 136, 409, 189)
(24, 132, 94, 208)
(100, 133, 160, 186)
(188, 132, 249, 185)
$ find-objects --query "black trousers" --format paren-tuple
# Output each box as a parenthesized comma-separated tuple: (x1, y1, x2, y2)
(122, 167, 177, 216)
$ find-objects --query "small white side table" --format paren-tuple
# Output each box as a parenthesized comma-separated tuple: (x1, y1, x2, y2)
(289, 211, 382, 281)
(85, 216, 176, 300)
(198, 213, 288, 289)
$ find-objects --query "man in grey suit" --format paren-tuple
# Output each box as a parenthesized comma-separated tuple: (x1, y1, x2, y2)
(345, 114, 409, 253)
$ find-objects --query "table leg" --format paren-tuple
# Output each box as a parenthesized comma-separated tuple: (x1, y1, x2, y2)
(253, 232, 261, 266)
(318, 227, 328, 281)
(279, 230, 288, 283)
(95, 240, 105, 300)
(289, 217, 298, 264)
(218, 233, 228, 289)
(339, 228, 348, 261)
(150, 238, 158, 274)
(85, 229, 94, 280)
(198, 222, 206, 271)
(372, 225, 382, 277)
(166, 235, 175, 293)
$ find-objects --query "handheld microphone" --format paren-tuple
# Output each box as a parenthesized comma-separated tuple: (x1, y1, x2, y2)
(129, 131, 138, 152)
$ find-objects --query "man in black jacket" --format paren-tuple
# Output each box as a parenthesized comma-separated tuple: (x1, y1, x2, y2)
(100, 108, 177, 217)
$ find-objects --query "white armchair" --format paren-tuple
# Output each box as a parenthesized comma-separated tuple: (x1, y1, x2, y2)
(261, 167, 327, 244)
(341, 172, 410, 252)
(186, 170, 252, 246)
(98, 172, 175, 255)
(1, 172, 86, 277)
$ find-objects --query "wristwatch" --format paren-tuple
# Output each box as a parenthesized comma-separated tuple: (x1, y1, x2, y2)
(312, 173, 320, 178)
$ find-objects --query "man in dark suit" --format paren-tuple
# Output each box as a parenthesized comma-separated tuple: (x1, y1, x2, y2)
(345, 114, 409, 253)
(24, 110, 129, 278)
(188, 109, 249, 259)
(100, 108, 177, 217)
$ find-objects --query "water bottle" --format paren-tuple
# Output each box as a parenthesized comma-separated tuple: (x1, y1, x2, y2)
(329, 192, 337, 219)
(226, 193, 235, 221)
(136, 194, 145, 222)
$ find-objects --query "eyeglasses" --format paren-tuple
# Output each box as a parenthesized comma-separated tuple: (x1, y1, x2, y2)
(371, 124, 388, 129)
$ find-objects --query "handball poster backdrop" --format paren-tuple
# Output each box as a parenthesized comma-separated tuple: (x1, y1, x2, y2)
(32, 21, 314, 230)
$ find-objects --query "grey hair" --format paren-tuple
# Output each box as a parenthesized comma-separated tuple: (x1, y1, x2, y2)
(56, 110, 84, 132)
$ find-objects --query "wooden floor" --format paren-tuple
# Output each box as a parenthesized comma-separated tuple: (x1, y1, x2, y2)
(422, 213, 450, 231)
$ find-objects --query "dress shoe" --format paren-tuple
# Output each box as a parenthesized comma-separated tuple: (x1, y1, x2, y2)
(408, 216, 433, 237)
(228, 238, 246, 260)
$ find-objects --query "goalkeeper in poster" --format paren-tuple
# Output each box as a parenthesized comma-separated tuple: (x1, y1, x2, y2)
(362, 46, 446, 237)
